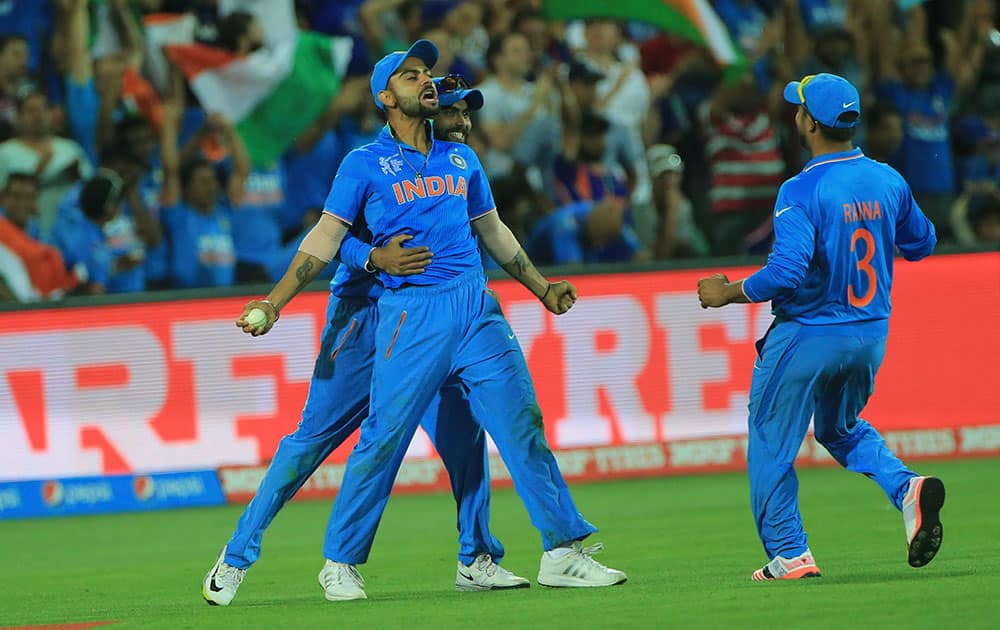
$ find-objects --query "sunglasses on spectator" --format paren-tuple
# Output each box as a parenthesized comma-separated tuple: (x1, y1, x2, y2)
(437, 74, 470, 94)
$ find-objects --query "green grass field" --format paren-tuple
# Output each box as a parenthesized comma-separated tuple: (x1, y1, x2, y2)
(2, 458, 999, 629)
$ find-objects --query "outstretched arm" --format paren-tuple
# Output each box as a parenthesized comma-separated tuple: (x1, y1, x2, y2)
(159, 101, 182, 207)
(218, 117, 251, 206)
(110, 0, 144, 68)
(472, 210, 577, 315)
(62, 0, 91, 85)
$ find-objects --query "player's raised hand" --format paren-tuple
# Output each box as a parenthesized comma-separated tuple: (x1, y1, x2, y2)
(697, 273, 729, 309)
(236, 299, 279, 336)
(542, 280, 577, 315)
(370, 234, 433, 275)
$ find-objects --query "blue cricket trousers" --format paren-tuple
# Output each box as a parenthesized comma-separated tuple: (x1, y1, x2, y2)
(748, 320, 917, 559)
(324, 270, 597, 564)
(225, 292, 503, 568)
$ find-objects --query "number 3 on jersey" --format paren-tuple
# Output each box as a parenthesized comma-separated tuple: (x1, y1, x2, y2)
(849, 228, 876, 307)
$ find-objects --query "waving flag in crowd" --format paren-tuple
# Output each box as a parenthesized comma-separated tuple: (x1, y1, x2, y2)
(542, 0, 746, 76)
(164, 33, 353, 167)
(140, 12, 199, 94)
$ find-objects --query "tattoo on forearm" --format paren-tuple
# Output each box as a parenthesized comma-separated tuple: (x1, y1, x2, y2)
(501, 250, 532, 279)
(295, 258, 315, 289)
(501, 249, 546, 297)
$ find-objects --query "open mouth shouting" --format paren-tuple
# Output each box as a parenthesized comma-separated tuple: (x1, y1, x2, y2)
(420, 84, 438, 107)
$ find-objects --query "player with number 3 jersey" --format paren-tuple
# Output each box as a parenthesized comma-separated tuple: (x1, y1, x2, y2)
(696, 74, 943, 581)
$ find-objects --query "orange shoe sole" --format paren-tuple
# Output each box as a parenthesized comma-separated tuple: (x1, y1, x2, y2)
(908, 476, 945, 568)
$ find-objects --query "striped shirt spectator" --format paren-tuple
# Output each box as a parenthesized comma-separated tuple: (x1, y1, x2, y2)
(702, 77, 785, 254)
(705, 109, 784, 215)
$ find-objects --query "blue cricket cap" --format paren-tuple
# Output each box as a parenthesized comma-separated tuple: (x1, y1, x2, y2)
(783, 73, 861, 128)
(434, 78, 484, 111)
(370, 39, 439, 111)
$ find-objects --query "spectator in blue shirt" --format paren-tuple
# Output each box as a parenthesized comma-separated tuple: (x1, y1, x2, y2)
(231, 158, 285, 283)
(49, 171, 127, 295)
(282, 131, 344, 242)
(98, 140, 166, 293)
(160, 104, 236, 289)
(862, 102, 905, 164)
(873, 1, 991, 238)
(50, 167, 145, 293)
(173, 112, 257, 283)
(162, 157, 236, 289)
(116, 115, 170, 289)
(876, 43, 957, 232)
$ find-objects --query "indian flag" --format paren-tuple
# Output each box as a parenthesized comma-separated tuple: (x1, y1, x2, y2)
(142, 13, 199, 94)
(165, 33, 353, 167)
(542, 0, 745, 75)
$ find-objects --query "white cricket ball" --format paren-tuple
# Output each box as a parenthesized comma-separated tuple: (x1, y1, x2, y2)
(246, 307, 268, 330)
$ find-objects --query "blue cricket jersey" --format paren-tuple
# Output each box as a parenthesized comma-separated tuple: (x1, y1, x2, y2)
(742, 148, 936, 329)
(327, 214, 383, 301)
(323, 125, 495, 289)
(231, 163, 285, 268)
(137, 164, 169, 284)
(162, 201, 236, 289)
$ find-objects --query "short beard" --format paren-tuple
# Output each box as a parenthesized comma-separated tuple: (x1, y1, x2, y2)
(397, 93, 439, 118)
(435, 126, 462, 141)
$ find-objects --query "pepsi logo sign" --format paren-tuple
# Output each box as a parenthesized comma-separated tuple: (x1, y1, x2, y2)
(134, 476, 155, 501)
(42, 480, 64, 507)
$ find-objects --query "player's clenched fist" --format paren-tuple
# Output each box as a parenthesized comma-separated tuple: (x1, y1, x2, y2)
(542, 280, 577, 315)
(236, 299, 279, 336)
(697, 273, 729, 308)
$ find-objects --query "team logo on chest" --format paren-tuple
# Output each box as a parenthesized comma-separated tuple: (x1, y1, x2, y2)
(449, 153, 467, 169)
(379, 155, 405, 176)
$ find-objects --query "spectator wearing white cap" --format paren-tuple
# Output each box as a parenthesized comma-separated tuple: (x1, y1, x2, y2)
(648, 144, 709, 259)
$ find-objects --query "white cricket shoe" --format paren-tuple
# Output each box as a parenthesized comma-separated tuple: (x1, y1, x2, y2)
(537, 542, 627, 587)
(318, 560, 367, 601)
(902, 476, 945, 568)
(455, 553, 530, 591)
(202, 546, 246, 606)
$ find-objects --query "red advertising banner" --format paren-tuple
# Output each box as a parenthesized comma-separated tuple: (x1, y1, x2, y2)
(2, 253, 998, 482)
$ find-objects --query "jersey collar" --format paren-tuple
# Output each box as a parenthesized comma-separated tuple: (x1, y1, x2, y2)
(380, 120, 436, 154)
(802, 147, 864, 172)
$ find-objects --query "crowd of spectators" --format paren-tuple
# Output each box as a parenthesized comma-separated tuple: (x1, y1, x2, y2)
(0, 0, 998, 302)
